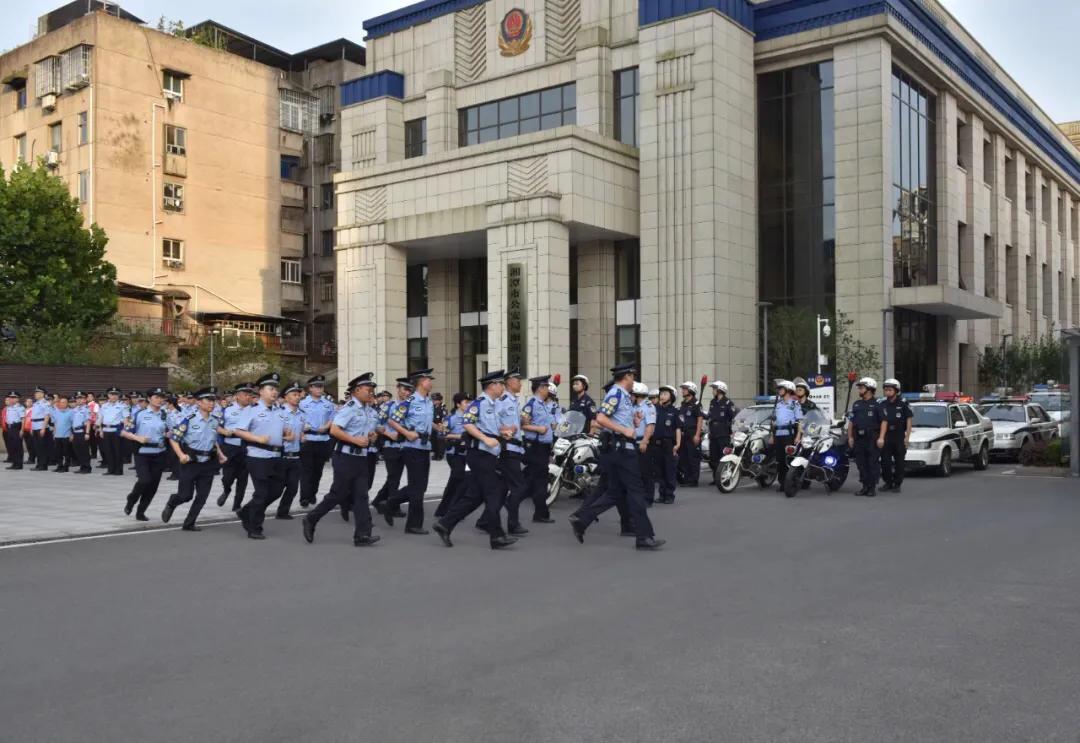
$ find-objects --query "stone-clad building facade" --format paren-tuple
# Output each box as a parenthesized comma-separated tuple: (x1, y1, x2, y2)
(335, 0, 1080, 398)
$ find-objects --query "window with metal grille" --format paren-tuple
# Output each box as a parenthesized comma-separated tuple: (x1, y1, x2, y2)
(163, 182, 184, 212)
(165, 125, 186, 156)
(316, 85, 335, 118)
(281, 259, 301, 284)
(60, 45, 91, 89)
(321, 275, 334, 302)
(35, 57, 61, 98)
(279, 89, 318, 134)
(458, 83, 575, 146)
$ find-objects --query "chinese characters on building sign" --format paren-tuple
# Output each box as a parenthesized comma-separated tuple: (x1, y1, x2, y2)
(506, 263, 527, 373)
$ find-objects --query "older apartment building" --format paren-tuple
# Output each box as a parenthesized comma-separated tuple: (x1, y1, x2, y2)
(0, 2, 363, 361)
(333, 0, 1080, 398)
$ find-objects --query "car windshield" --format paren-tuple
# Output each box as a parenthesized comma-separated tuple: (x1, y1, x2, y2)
(911, 405, 948, 428)
(977, 404, 1026, 422)
(732, 406, 773, 432)
(555, 410, 585, 437)
(1029, 393, 1068, 412)
(800, 408, 831, 437)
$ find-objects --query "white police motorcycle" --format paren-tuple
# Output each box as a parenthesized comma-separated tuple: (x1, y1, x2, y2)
(546, 411, 601, 506)
(714, 405, 777, 493)
(781, 408, 850, 496)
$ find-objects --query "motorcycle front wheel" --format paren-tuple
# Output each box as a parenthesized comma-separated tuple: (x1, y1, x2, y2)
(783, 466, 804, 498)
(825, 467, 848, 492)
(715, 460, 741, 493)
(546, 471, 562, 506)
(755, 469, 776, 489)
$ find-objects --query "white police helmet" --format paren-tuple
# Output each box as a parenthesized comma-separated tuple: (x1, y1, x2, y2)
(632, 382, 649, 396)
(680, 381, 698, 395)
(710, 380, 729, 394)
(883, 378, 901, 391)
(648, 388, 659, 397)
(777, 380, 797, 393)
(548, 383, 558, 396)
(571, 374, 589, 386)
(659, 385, 678, 397)
(856, 377, 878, 390)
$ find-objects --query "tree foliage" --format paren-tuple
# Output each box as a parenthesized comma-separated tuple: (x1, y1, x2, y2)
(156, 16, 227, 49)
(169, 335, 306, 392)
(0, 323, 169, 368)
(978, 333, 1066, 392)
(765, 306, 880, 394)
(0, 162, 117, 331)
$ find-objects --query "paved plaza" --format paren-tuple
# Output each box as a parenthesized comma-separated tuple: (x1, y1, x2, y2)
(2, 465, 1079, 742)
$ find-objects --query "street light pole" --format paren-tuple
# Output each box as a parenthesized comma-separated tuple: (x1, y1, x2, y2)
(209, 330, 216, 388)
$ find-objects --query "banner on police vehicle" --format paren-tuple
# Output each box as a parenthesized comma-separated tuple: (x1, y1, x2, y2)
(806, 373, 835, 420)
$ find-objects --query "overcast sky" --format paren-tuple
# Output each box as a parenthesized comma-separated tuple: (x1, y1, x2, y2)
(3, 0, 1077, 122)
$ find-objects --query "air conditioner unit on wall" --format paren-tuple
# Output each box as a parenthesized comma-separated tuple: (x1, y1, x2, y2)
(41, 93, 57, 111)
(46, 150, 60, 168)
(163, 89, 181, 103)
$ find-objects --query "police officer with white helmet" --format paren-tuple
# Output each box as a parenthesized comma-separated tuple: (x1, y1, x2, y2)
(847, 377, 887, 497)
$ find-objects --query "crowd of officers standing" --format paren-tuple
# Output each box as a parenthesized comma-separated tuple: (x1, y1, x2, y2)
(1, 366, 913, 546)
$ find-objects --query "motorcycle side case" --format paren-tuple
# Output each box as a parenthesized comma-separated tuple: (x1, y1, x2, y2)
(790, 456, 809, 468)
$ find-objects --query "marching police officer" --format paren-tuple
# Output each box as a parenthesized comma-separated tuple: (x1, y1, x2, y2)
(385, 368, 436, 534)
(706, 381, 737, 474)
(847, 377, 887, 497)
(50, 394, 75, 472)
(98, 387, 128, 475)
(878, 378, 912, 493)
(771, 380, 802, 491)
(570, 363, 664, 550)
(161, 386, 227, 531)
(648, 385, 680, 504)
(371, 379, 411, 519)
(302, 373, 381, 547)
(4, 391, 25, 469)
(432, 370, 518, 550)
(275, 381, 306, 519)
(435, 392, 471, 518)
(298, 375, 335, 508)
(478, 368, 529, 536)
(233, 373, 287, 539)
(521, 375, 557, 525)
(569, 375, 598, 432)
(121, 388, 170, 521)
(217, 382, 255, 510)
(676, 381, 704, 486)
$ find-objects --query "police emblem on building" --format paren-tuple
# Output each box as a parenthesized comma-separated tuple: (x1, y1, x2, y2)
(498, 8, 532, 57)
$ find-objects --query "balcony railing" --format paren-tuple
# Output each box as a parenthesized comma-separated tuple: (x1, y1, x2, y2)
(112, 316, 307, 355)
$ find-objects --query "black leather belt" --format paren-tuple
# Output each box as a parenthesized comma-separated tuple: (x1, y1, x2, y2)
(247, 442, 283, 453)
(32, 417, 44, 422)
(283, 453, 300, 460)
(183, 446, 214, 456)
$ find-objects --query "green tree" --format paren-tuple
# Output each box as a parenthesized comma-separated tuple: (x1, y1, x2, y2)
(765, 307, 879, 395)
(170, 335, 305, 392)
(0, 323, 169, 368)
(0, 162, 117, 331)
(978, 332, 1066, 392)
(156, 16, 227, 49)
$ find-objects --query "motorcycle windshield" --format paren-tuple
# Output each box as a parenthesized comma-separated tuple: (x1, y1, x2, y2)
(800, 409, 831, 438)
(555, 410, 586, 437)
(732, 406, 773, 433)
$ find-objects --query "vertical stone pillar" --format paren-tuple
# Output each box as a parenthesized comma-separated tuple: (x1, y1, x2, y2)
(833, 38, 893, 376)
(638, 11, 757, 397)
(938, 91, 961, 290)
(575, 240, 616, 385)
(336, 224, 407, 389)
(485, 196, 570, 378)
(425, 69, 457, 155)
(341, 97, 404, 168)
(574, 25, 612, 138)
(427, 258, 461, 394)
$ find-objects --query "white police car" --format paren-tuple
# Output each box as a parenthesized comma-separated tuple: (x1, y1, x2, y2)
(977, 399, 1058, 460)
(1027, 389, 1071, 438)
(904, 401, 992, 476)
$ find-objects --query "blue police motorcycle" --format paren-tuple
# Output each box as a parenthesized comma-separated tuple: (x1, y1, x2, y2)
(781, 408, 850, 497)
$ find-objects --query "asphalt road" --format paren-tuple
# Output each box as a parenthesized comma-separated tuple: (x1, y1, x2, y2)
(2, 471, 1079, 743)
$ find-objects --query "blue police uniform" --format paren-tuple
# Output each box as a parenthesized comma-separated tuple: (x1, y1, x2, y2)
(649, 401, 679, 503)
(436, 376, 517, 548)
(298, 390, 336, 507)
(522, 389, 556, 522)
(635, 399, 657, 498)
(303, 375, 380, 545)
(481, 386, 531, 534)
(707, 396, 738, 472)
(275, 400, 305, 518)
(4, 397, 25, 469)
(571, 371, 658, 547)
(162, 398, 224, 529)
(51, 406, 75, 471)
(435, 409, 469, 518)
(879, 396, 913, 491)
(98, 396, 129, 475)
(234, 387, 288, 538)
(70, 402, 92, 472)
(29, 396, 52, 470)
(122, 401, 169, 519)
(770, 396, 803, 489)
(371, 396, 406, 512)
(219, 399, 253, 510)
(386, 385, 435, 532)
(848, 397, 885, 495)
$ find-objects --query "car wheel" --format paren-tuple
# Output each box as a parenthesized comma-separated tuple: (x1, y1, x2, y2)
(936, 447, 953, 477)
(973, 441, 989, 470)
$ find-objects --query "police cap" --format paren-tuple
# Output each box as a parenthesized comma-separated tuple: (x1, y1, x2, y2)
(34, 386, 48, 394)
(395, 376, 415, 390)
(347, 372, 377, 391)
(5, 390, 19, 398)
(106, 386, 122, 395)
(409, 367, 436, 381)
(479, 369, 506, 387)
(233, 381, 255, 394)
(610, 362, 637, 380)
(255, 372, 280, 389)
(194, 386, 218, 400)
(306, 375, 326, 387)
(146, 387, 167, 399)
(283, 380, 304, 395)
